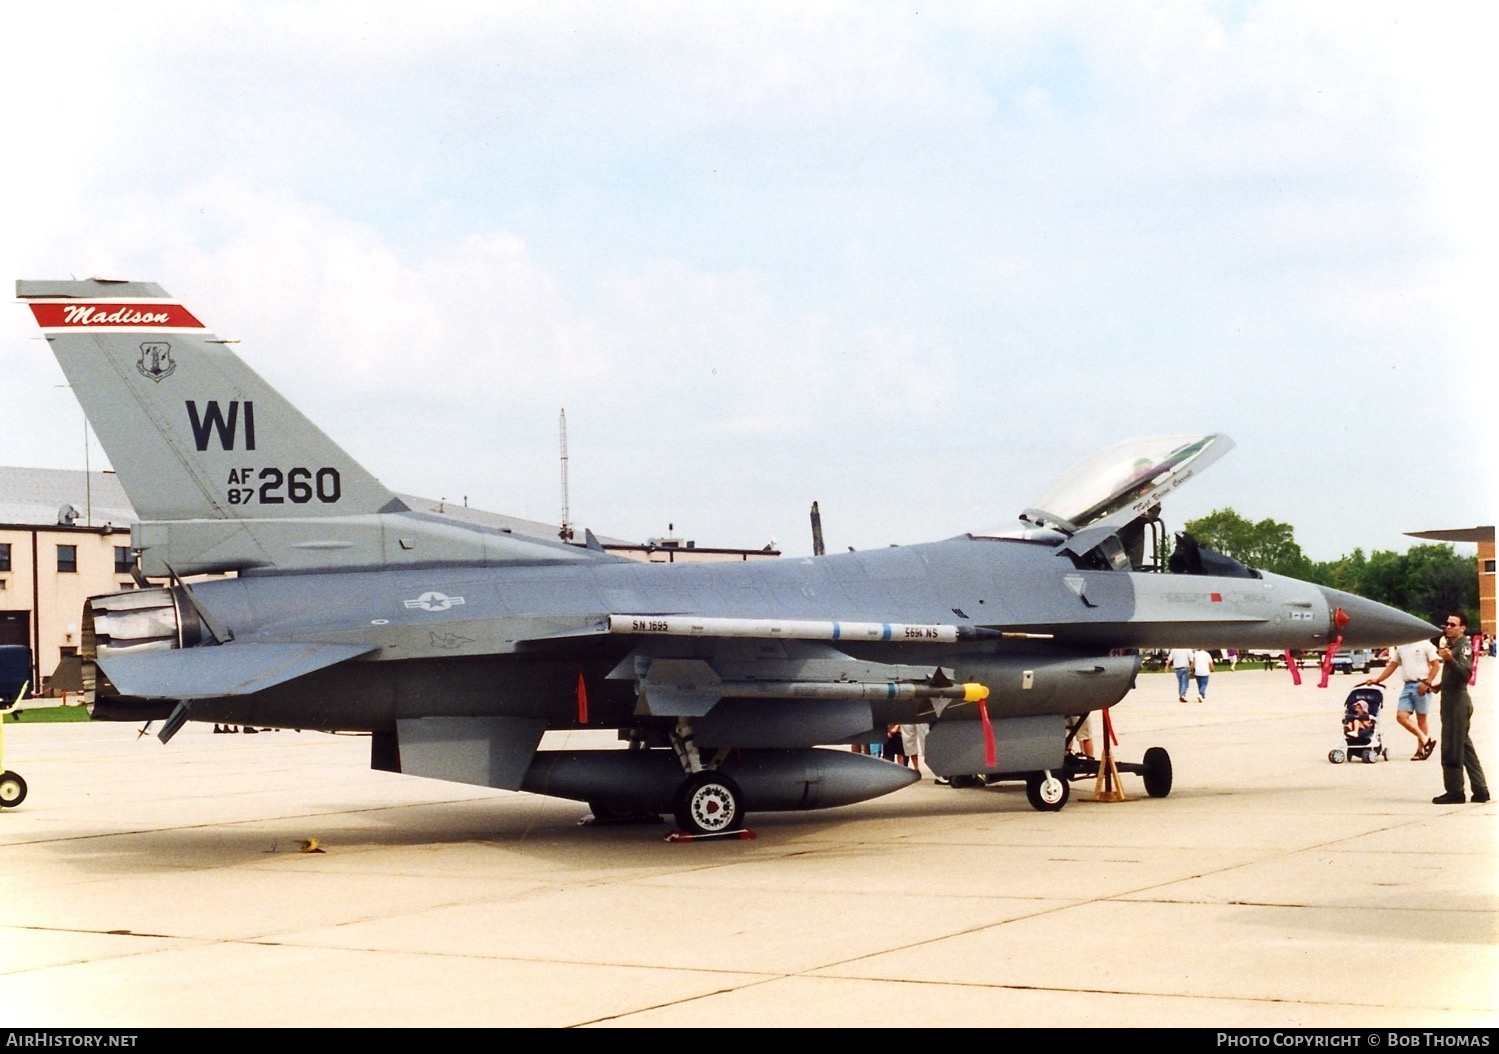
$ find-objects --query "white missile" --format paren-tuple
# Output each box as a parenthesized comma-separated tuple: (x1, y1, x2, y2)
(610, 614, 963, 643)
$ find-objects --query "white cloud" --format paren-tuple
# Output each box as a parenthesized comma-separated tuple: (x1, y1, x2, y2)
(1, 2, 1489, 556)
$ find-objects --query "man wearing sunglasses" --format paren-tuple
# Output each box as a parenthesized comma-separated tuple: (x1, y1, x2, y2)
(1432, 612, 1490, 805)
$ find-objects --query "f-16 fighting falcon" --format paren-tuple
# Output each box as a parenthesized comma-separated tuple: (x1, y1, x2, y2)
(12, 279, 1436, 836)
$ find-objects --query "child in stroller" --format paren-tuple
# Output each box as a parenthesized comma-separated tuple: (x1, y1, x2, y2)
(1329, 685, 1388, 764)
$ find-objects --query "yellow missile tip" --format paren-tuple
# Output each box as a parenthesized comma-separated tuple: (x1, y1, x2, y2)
(962, 683, 990, 702)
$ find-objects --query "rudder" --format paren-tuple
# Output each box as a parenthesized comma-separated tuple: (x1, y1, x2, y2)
(18, 279, 398, 523)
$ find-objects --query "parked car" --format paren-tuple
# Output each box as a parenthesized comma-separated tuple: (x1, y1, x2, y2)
(1333, 648, 1375, 675)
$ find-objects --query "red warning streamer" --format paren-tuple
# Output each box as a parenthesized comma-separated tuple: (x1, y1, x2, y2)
(575, 669, 589, 724)
(1319, 636, 1343, 689)
(977, 699, 996, 768)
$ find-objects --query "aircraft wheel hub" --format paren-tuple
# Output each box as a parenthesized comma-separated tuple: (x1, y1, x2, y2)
(675, 771, 744, 835)
(689, 785, 732, 829)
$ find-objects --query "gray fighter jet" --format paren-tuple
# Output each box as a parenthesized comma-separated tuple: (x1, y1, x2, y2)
(15, 279, 1436, 834)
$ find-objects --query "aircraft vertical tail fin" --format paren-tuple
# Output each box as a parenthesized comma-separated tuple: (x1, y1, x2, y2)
(17, 279, 399, 522)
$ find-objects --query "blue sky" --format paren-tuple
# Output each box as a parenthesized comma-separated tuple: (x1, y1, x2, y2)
(2, 2, 1492, 559)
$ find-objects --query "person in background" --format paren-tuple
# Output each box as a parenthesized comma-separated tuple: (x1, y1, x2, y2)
(1362, 639, 1439, 760)
(883, 724, 904, 765)
(1433, 613, 1489, 805)
(1191, 647, 1214, 702)
(1068, 713, 1095, 758)
(899, 723, 929, 774)
(1168, 647, 1193, 702)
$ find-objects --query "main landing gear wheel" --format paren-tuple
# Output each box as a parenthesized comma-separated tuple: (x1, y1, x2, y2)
(673, 771, 744, 835)
(1141, 746, 1173, 798)
(1025, 770, 1069, 812)
(0, 770, 27, 809)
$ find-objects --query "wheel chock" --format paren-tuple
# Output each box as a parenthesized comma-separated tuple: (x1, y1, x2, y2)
(665, 827, 757, 843)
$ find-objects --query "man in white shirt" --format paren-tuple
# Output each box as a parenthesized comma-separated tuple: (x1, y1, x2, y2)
(1362, 639, 1440, 759)
(1191, 648, 1214, 702)
(1168, 648, 1193, 702)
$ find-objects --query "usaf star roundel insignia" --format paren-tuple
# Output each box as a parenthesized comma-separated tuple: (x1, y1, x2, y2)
(404, 591, 466, 612)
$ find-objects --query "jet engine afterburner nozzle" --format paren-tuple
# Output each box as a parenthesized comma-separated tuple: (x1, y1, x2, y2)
(79, 586, 209, 707)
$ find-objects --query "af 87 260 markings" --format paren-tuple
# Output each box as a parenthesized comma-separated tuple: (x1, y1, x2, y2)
(224, 466, 342, 505)
(179, 398, 345, 505)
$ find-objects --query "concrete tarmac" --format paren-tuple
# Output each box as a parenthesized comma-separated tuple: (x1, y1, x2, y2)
(1, 667, 1494, 1028)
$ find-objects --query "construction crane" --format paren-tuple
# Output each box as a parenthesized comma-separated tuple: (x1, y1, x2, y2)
(558, 409, 575, 542)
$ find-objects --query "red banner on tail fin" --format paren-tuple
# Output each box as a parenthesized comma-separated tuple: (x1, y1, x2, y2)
(29, 302, 205, 329)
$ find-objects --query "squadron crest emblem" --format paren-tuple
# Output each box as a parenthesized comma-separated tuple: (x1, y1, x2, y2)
(137, 342, 176, 382)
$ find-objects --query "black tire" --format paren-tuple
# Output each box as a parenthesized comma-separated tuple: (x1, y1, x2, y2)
(0, 770, 27, 809)
(1024, 771, 1069, 812)
(672, 771, 744, 835)
(948, 774, 983, 789)
(1141, 746, 1173, 798)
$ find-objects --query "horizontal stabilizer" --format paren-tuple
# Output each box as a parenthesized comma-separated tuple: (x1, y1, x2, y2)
(96, 641, 377, 699)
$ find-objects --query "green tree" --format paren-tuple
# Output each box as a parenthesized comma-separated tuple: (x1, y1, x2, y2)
(1355, 545, 1476, 627)
(1307, 548, 1367, 594)
(1182, 508, 1312, 578)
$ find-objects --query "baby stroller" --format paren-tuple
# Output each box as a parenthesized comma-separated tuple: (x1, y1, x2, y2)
(1328, 686, 1388, 764)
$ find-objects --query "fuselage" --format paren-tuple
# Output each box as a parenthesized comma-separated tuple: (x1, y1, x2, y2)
(205, 532, 1400, 654)
(89, 532, 1428, 732)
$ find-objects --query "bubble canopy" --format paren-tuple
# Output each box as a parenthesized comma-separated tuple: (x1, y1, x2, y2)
(1015, 434, 1233, 537)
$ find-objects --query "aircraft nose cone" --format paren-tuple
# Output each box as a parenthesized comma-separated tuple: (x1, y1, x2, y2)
(1320, 587, 1439, 647)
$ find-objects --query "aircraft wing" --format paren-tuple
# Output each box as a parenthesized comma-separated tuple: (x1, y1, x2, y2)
(96, 642, 377, 699)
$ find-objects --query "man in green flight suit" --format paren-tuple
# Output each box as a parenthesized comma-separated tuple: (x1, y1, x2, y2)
(1432, 612, 1490, 805)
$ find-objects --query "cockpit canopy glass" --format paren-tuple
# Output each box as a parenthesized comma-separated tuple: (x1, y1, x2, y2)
(1023, 434, 1225, 534)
